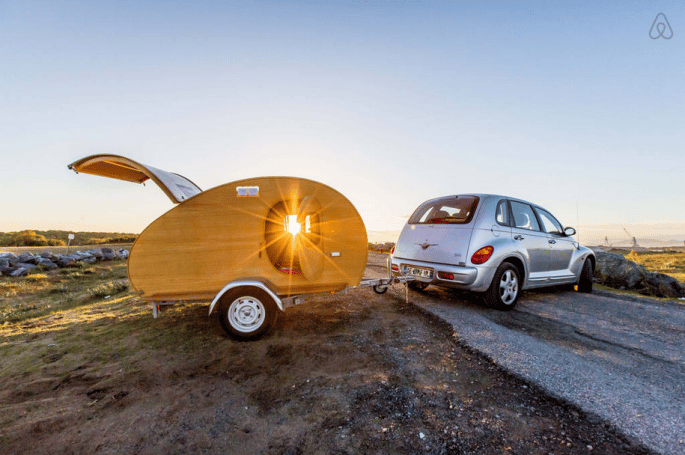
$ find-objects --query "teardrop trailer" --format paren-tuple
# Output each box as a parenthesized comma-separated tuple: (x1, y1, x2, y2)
(68, 155, 412, 340)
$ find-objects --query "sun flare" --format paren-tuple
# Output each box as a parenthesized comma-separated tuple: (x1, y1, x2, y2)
(285, 215, 301, 237)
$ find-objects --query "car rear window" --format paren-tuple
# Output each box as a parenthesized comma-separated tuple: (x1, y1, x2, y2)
(408, 196, 479, 225)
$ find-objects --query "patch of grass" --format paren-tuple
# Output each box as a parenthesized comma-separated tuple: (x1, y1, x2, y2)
(0, 262, 131, 325)
(594, 283, 685, 304)
(88, 281, 129, 299)
(25, 274, 49, 283)
(0, 261, 220, 381)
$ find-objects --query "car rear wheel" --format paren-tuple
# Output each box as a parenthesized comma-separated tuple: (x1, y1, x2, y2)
(577, 258, 593, 293)
(485, 262, 520, 311)
(218, 287, 277, 341)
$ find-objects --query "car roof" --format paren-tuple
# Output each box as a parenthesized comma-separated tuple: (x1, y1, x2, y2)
(425, 193, 527, 203)
(424, 193, 555, 211)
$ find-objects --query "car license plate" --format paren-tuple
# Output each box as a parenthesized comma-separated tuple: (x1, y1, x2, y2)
(403, 265, 433, 279)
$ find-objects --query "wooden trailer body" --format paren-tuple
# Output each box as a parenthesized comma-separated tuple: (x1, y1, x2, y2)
(68, 155, 369, 339)
(128, 176, 368, 302)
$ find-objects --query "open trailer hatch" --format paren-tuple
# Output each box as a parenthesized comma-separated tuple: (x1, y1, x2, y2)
(68, 154, 202, 204)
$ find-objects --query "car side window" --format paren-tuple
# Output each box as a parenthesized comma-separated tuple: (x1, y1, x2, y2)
(536, 208, 563, 235)
(495, 200, 510, 226)
(509, 201, 540, 231)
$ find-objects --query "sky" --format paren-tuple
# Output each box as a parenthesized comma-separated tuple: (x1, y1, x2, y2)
(1, 1, 683, 246)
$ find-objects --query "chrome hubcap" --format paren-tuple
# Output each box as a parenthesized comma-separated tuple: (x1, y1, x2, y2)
(228, 296, 266, 333)
(499, 270, 518, 305)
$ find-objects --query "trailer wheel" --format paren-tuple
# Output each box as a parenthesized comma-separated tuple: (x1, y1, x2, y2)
(217, 287, 277, 341)
(373, 285, 388, 294)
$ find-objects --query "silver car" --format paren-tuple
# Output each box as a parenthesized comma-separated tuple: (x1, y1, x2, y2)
(391, 194, 595, 310)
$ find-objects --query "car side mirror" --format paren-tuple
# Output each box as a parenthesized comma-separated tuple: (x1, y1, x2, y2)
(563, 227, 576, 236)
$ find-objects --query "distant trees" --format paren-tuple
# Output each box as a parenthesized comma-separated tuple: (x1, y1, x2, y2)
(0, 230, 65, 247)
(0, 230, 137, 247)
(368, 242, 396, 252)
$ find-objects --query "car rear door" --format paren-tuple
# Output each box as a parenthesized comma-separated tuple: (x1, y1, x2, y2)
(535, 206, 576, 282)
(508, 200, 551, 286)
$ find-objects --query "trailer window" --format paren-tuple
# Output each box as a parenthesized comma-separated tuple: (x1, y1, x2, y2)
(264, 199, 322, 275)
(265, 202, 302, 275)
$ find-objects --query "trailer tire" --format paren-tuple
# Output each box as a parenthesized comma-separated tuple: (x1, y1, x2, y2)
(217, 287, 277, 341)
(373, 285, 388, 294)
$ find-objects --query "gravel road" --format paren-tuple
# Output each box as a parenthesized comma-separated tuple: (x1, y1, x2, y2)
(410, 285, 685, 455)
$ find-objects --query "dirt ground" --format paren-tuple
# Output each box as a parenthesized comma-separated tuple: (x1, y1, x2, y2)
(0, 253, 655, 454)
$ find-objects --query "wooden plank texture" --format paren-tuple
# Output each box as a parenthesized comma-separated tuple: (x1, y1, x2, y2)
(127, 177, 368, 301)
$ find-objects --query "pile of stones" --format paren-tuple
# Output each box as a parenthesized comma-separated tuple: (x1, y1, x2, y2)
(593, 250, 685, 298)
(0, 248, 129, 277)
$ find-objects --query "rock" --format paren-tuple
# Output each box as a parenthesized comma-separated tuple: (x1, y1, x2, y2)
(118, 249, 130, 259)
(54, 254, 76, 267)
(644, 272, 685, 298)
(86, 249, 104, 260)
(10, 267, 29, 277)
(101, 248, 117, 260)
(593, 251, 685, 298)
(35, 257, 59, 270)
(594, 251, 647, 289)
(72, 251, 97, 264)
(17, 252, 38, 264)
(40, 251, 56, 260)
(14, 262, 38, 270)
(0, 252, 19, 262)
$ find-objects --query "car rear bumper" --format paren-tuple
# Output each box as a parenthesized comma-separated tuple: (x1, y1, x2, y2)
(390, 257, 496, 292)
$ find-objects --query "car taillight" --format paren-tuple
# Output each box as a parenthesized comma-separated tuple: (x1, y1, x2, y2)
(437, 271, 454, 280)
(391, 246, 395, 255)
(391, 264, 399, 272)
(471, 246, 494, 264)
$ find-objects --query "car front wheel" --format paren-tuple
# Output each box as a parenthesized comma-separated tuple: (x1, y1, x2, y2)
(485, 262, 520, 311)
(577, 258, 593, 293)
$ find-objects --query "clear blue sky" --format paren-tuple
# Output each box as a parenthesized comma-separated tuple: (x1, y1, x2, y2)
(1, 1, 683, 245)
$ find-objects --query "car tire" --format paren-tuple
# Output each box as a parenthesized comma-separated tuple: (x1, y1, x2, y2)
(577, 258, 593, 293)
(408, 281, 429, 291)
(217, 287, 277, 341)
(485, 262, 520, 311)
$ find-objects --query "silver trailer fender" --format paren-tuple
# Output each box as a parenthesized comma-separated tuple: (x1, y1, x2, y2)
(208, 280, 285, 316)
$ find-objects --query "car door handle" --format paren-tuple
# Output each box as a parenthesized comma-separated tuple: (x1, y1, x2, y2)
(514, 235, 524, 240)
(548, 239, 556, 244)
